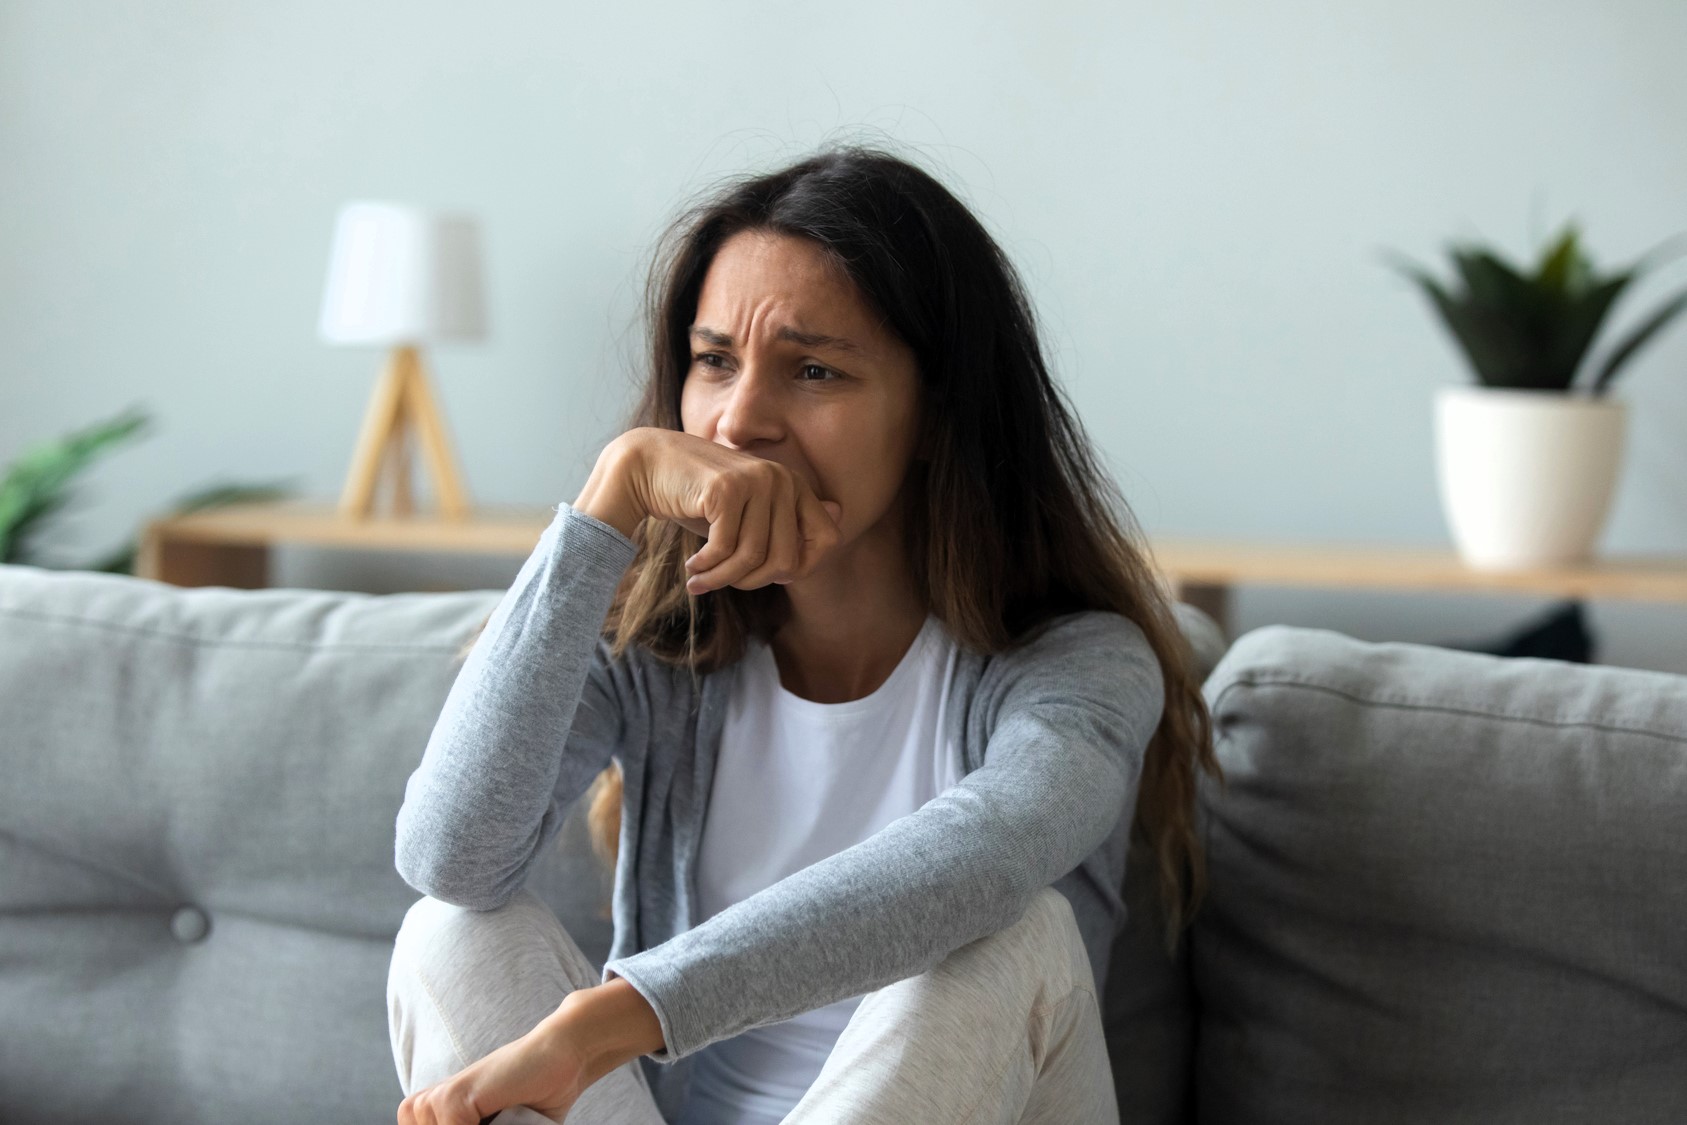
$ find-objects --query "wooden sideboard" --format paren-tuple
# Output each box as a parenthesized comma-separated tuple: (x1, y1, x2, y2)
(138, 501, 1687, 638)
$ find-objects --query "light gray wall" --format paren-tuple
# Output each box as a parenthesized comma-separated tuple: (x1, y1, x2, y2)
(5, 0, 1686, 671)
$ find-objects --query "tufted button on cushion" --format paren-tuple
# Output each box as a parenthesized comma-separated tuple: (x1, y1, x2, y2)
(169, 906, 210, 944)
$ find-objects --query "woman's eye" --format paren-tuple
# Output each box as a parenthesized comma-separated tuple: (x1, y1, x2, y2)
(799, 364, 838, 381)
(692, 352, 726, 369)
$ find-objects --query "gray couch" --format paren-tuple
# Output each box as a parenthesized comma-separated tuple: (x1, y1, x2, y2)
(2, 561, 1683, 1123)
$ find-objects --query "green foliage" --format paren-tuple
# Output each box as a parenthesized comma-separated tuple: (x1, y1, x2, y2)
(1, 405, 302, 570)
(1385, 222, 1687, 395)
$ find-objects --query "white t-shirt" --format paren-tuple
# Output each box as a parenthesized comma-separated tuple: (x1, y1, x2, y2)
(675, 613, 965, 1125)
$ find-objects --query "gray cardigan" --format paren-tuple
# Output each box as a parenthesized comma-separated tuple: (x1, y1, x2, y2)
(394, 502, 1164, 1118)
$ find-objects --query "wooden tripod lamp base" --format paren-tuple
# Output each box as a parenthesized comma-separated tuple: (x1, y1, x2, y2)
(339, 345, 472, 520)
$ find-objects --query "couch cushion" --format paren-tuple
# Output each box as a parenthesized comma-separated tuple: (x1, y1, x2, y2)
(1192, 625, 1687, 1124)
(0, 564, 612, 1125)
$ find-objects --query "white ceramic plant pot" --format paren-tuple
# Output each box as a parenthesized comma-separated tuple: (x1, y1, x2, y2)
(1434, 386, 1627, 570)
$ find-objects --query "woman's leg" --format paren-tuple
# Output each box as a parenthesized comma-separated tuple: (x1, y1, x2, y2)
(782, 886, 1119, 1125)
(387, 890, 668, 1125)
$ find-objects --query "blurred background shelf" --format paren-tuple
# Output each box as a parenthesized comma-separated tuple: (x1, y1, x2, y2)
(138, 501, 1687, 641)
(1157, 538, 1687, 636)
(136, 499, 556, 589)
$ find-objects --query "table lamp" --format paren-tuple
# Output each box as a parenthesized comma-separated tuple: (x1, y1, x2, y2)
(318, 201, 487, 520)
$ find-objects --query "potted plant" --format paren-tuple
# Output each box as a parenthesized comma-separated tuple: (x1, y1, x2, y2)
(1, 405, 301, 572)
(1388, 222, 1687, 569)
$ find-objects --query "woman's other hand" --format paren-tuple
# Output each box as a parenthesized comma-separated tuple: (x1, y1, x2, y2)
(395, 1015, 588, 1125)
(395, 978, 664, 1125)
(572, 427, 844, 595)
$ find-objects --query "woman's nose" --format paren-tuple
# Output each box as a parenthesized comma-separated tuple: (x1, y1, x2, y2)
(714, 364, 784, 448)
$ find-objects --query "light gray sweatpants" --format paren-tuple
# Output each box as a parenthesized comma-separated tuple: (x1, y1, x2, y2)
(387, 886, 1120, 1124)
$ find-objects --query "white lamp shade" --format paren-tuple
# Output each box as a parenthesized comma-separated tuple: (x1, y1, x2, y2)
(318, 201, 487, 346)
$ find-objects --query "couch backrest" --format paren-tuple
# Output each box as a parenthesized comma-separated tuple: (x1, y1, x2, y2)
(0, 562, 1228, 1124)
(0, 564, 613, 1125)
(1187, 624, 1687, 1124)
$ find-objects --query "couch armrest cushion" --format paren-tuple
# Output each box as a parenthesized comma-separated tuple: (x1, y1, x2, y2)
(1193, 626, 1687, 1124)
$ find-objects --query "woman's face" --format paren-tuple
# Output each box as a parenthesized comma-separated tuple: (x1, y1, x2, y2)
(680, 229, 922, 559)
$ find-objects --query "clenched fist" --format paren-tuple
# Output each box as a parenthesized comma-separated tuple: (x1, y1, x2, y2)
(572, 427, 845, 595)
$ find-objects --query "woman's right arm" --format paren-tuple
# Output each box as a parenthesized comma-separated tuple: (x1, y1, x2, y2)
(394, 426, 842, 908)
(393, 440, 647, 910)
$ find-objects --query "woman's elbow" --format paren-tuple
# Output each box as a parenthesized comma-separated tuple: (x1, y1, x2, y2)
(394, 847, 517, 911)
(393, 812, 519, 911)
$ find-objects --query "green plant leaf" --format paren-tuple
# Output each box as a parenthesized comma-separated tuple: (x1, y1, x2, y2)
(1535, 222, 1584, 296)
(0, 406, 152, 564)
(1450, 246, 1534, 308)
(1451, 247, 1573, 387)
(1551, 272, 1632, 392)
(1383, 248, 1537, 387)
(1444, 303, 1548, 388)
(1389, 224, 1687, 396)
(0, 490, 73, 565)
(1590, 286, 1687, 395)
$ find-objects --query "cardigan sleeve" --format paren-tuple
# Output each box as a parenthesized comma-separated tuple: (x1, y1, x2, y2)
(601, 609, 1164, 1063)
(394, 502, 639, 911)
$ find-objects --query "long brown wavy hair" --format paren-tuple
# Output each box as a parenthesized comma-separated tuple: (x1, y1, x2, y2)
(458, 145, 1222, 953)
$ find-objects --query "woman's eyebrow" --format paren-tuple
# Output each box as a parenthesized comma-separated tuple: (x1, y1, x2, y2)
(689, 324, 867, 356)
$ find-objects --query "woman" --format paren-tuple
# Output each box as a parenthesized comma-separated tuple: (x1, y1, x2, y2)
(387, 145, 1220, 1125)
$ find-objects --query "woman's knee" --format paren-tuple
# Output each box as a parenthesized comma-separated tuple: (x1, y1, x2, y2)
(392, 888, 598, 992)
(1022, 885, 1078, 933)
(992, 886, 1079, 944)
(395, 889, 537, 961)
(827, 888, 1097, 1085)
(387, 889, 600, 1094)
(975, 886, 1091, 994)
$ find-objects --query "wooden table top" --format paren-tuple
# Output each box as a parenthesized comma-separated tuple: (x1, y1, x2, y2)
(1150, 537, 1687, 602)
(143, 500, 558, 554)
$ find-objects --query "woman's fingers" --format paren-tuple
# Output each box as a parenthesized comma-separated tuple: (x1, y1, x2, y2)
(672, 514, 714, 540)
(793, 488, 844, 580)
(733, 468, 801, 589)
(396, 1086, 468, 1125)
(684, 486, 747, 578)
(652, 440, 845, 595)
(689, 487, 771, 595)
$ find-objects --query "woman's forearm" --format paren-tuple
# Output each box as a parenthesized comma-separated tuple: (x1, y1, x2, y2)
(393, 503, 639, 909)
